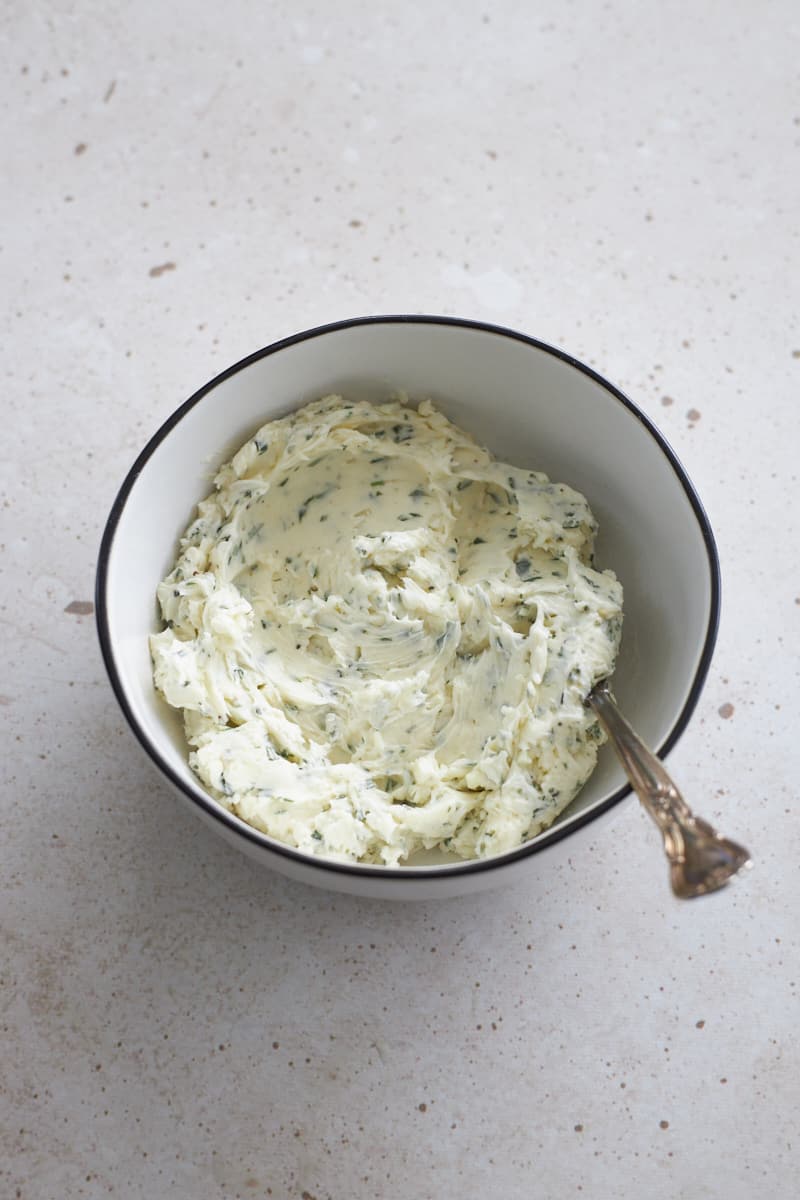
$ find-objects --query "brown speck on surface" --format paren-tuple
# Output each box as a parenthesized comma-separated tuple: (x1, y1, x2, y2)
(0, 695, 12, 706)
(104, 79, 116, 103)
(149, 262, 176, 278)
(74, 142, 87, 155)
(574, 1123, 584, 1132)
(687, 408, 701, 422)
(718, 702, 734, 719)
(661, 395, 674, 406)
(271, 1041, 279, 1049)
(64, 600, 94, 616)
(301, 1192, 317, 1200)
(349, 218, 362, 228)
(418, 1102, 427, 1112)
(660, 1120, 670, 1130)
(792, 350, 800, 359)
(486, 149, 497, 159)
(696, 1019, 706, 1029)
(244, 1181, 259, 1190)
(720, 1077, 728, 1084)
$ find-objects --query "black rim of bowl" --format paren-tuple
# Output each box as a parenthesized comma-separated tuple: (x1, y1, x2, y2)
(95, 314, 721, 881)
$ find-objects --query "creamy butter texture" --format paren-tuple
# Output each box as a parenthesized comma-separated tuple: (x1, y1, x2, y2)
(151, 396, 623, 864)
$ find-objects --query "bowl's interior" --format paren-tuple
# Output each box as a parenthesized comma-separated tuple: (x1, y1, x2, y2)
(100, 319, 716, 871)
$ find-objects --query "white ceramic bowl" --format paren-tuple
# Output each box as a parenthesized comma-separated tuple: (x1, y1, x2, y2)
(96, 316, 720, 898)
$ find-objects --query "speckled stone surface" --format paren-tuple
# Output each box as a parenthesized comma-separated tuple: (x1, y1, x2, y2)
(3, 2, 798, 1196)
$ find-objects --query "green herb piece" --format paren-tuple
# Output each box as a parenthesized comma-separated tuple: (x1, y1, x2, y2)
(298, 486, 334, 521)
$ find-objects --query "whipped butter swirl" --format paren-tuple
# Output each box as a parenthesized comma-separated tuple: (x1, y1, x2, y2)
(151, 395, 623, 865)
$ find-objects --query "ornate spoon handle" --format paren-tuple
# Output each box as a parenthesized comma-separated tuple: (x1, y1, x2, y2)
(588, 680, 751, 898)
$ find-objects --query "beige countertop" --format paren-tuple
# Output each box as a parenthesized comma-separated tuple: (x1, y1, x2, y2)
(3, 2, 798, 1196)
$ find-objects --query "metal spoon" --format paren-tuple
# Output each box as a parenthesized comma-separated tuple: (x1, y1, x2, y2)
(587, 680, 752, 898)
